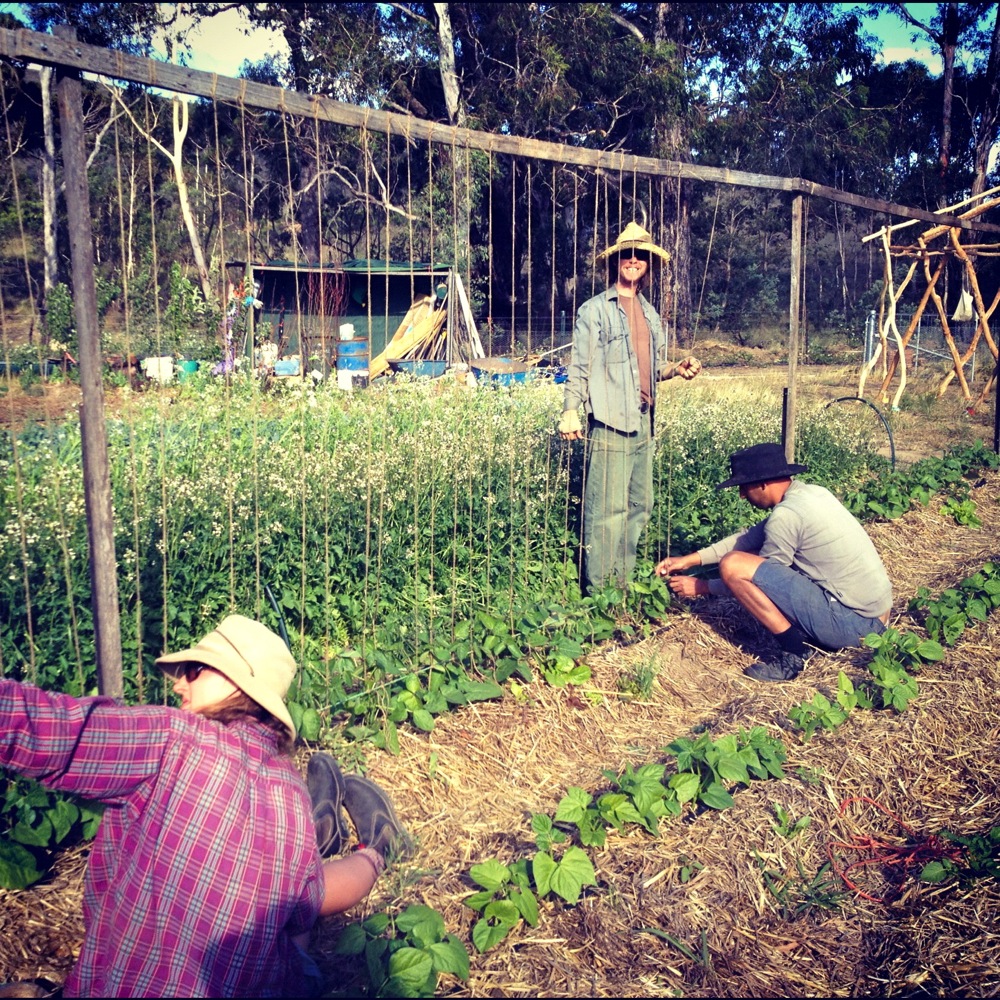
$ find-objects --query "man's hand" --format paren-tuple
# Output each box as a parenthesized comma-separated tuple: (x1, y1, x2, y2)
(655, 553, 701, 576)
(663, 356, 702, 381)
(558, 409, 584, 440)
(657, 552, 707, 598)
(666, 575, 708, 598)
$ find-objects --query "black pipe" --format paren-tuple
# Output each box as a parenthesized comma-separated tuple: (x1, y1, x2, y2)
(825, 396, 896, 470)
(263, 583, 292, 653)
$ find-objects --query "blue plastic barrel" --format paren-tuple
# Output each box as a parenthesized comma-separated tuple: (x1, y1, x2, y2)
(337, 339, 369, 371)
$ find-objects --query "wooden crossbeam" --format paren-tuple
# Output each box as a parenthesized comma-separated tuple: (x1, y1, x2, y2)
(4, 26, 1000, 234)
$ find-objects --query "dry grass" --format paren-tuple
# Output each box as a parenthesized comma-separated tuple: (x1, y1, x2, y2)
(2, 406, 999, 997)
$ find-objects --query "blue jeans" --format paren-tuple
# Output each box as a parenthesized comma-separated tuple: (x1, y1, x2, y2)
(583, 418, 653, 589)
(752, 560, 888, 651)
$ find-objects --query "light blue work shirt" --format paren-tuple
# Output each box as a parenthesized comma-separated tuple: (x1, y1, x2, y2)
(563, 286, 670, 434)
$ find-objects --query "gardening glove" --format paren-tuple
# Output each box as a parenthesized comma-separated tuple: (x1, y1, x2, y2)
(558, 409, 584, 440)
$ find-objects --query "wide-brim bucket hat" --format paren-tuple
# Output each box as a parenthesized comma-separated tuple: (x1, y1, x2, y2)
(156, 615, 297, 738)
(596, 221, 670, 262)
(717, 442, 809, 489)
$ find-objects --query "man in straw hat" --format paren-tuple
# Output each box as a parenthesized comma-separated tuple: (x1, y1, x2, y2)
(656, 443, 892, 681)
(559, 221, 701, 592)
(0, 615, 408, 997)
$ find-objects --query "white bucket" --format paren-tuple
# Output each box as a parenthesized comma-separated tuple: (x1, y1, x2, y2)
(336, 368, 353, 391)
(339, 323, 355, 341)
(141, 356, 175, 384)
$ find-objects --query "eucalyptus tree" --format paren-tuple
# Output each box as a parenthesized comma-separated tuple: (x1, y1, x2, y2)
(868, 2, 998, 203)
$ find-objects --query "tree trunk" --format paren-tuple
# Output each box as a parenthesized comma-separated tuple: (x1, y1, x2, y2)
(653, 3, 694, 348)
(108, 87, 216, 304)
(171, 98, 214, 303)
(434, 4, 470, 274)
(434, 3, 464, 127)
(40, 65, 58, 302)
(938, 2, 960, 206)
(972, 7, 1000, 197)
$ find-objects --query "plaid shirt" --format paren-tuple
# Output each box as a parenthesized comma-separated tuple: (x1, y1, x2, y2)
(0, 680, 323, 998)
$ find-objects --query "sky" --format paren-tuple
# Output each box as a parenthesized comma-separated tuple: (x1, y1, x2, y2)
(0, 3, 967, 79)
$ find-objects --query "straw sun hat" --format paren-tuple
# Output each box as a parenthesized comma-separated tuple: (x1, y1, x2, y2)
(156, 615, 297, 738)
(596, 221, 670, 262)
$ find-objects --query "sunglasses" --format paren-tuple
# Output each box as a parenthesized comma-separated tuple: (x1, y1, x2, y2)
(163, 662, 213, 683)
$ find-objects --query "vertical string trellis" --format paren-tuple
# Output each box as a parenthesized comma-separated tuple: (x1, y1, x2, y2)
(111, 103, 147, 698)
(0, 64, 40, 681)
(1, 34, 837, 720)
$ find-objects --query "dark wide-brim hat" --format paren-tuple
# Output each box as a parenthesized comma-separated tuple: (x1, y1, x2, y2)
(717, 442, 809, 489)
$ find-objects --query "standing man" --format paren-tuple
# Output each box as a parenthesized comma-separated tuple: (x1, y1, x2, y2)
(559, 222, 701, 592)
(656, 442, 892, 681)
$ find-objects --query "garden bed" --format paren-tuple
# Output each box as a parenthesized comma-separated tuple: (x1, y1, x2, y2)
(2, 466, 999, 997)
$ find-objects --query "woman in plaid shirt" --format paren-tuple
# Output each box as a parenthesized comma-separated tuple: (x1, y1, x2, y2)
(1, 616, 406, 998)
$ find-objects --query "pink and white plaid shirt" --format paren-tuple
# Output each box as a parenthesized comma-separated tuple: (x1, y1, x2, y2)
(1, 680, 323, 998)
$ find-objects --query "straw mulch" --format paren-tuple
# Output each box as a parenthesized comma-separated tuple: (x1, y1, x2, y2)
(2, 470, 1000, 997)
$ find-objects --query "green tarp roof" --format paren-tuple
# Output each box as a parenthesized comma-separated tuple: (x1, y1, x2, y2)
(229, 258, 452, 274)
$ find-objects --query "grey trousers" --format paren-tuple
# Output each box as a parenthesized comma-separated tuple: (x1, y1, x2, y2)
(582, 418, 653, 590)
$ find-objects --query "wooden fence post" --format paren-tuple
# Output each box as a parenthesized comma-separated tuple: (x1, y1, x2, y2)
(785, 195, 804, 463)
(54, 26, 123, 696)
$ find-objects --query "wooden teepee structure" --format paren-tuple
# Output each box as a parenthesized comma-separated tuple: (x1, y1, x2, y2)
(860, 186, 1000, 411)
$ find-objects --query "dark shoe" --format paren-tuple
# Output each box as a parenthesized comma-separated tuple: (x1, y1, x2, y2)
(343, 774, 412, 861)
(744, 650, 808, 682)
(307, 753, 349, 856)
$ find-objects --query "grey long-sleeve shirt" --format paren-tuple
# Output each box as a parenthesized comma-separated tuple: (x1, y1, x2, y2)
(696, 479, 892, 617)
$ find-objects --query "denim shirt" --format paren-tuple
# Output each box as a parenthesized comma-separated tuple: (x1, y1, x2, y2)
(563, 286, 668, 434)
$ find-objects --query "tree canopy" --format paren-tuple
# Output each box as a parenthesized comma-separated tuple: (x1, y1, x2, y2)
(1, 2, 998, 348)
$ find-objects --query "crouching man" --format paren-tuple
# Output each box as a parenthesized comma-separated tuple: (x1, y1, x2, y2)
(656, 443, 892, 681)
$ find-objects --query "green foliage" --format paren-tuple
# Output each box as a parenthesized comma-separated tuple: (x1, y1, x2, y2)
(755, 854, 845, 920)
(940, 496, 981, 528)
(165, 262, 217, 356)
(851, 627, 945, 714)
(44, 279, 119, 354)
(842, 444, 1000, 523)
(665, 726, 788, 812)
(860, 630, 920, 713)
(794, 766, 826, 786)
(532, 846, 597, 905)
(678, 855, 704, 883)
(2, 382, 995, 757)
(463, 801, 599, 954)
(44, 282, 76, 348)
(636, 926, 713, 970)
(335, 905, 469, 998)
(530, 812, 567, 853)
(771, 803, 811, 839)
(554, 786, 608, 849)
(599, 762, 674, 834)
(909, 562, 1000, 647)
(788, 671, 865, 740)
(920, 827, 1000, 885)
(0, 777, 103, 888)
(551, 728, 788, 861)
(464, 855, 539, 953)
(617, 655, 658, 700)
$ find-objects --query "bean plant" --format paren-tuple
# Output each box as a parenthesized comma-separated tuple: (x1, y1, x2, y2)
(0, 374, 920, 715)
